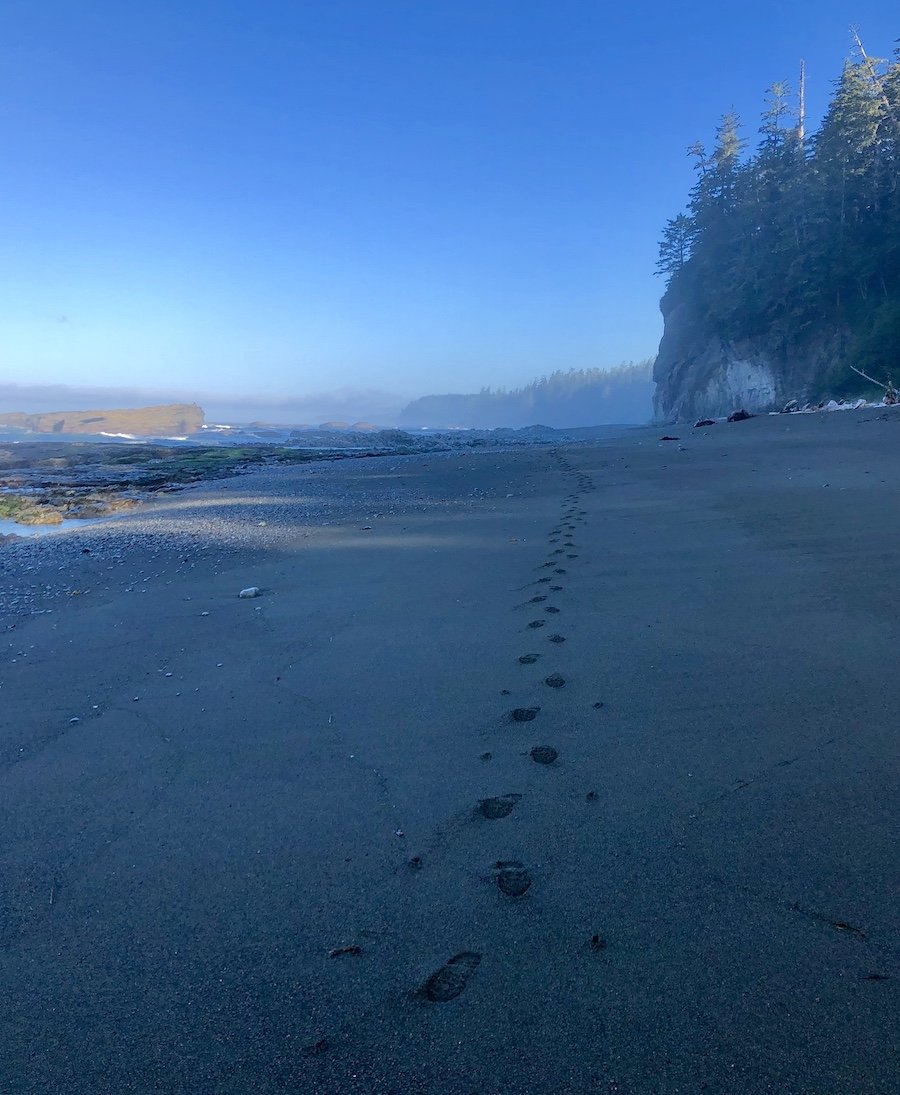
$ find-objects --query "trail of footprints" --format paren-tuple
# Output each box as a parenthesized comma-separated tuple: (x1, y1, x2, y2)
(310, 454, 598, 1041)
(417, 452, 598, 1004)
(315, 450, 874, 1051)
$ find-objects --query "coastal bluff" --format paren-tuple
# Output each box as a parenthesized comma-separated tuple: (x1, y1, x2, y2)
(651, 285, 848, 422)
(0, 402, 204, 437)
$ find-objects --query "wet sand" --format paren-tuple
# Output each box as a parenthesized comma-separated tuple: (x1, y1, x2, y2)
(1, 409, 899, 1093)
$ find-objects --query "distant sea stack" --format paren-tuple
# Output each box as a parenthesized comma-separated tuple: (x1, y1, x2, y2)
(0, 403, 205, 437)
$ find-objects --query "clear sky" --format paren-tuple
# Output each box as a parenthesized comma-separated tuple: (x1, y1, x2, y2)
(0, 1, 895, 406)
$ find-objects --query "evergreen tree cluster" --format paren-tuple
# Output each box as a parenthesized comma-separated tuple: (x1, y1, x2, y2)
(657, 36, 900, 389)
(399, 361, 653, 428)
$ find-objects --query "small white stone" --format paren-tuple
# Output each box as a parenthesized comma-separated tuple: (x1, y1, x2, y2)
(239, 587, 260, 598)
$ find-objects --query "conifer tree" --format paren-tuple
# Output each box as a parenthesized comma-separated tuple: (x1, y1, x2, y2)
(657, 31, 900, 385)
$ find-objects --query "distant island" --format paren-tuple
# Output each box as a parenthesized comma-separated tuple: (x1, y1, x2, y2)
(654, 34, 899, 421)
(0, 403, 205, 438)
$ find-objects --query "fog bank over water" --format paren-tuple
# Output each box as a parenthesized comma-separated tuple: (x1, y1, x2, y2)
(0, 367, 653, 430)
(0, 383, 408, 427)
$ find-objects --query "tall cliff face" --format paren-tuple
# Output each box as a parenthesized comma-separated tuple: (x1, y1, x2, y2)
(652, 285, 849, 422)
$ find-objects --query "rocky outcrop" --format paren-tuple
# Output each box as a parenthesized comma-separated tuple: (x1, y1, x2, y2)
(0, 403, 204, 437)
(653, 291, 849, 422)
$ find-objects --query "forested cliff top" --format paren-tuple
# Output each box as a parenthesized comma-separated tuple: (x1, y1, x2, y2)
(654, 34, 899, 421)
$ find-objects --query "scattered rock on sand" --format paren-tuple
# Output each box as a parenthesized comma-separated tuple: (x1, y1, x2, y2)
(239, 586, 260, 598)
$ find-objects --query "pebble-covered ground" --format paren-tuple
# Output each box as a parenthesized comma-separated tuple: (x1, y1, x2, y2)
(0, 447, 531, 625)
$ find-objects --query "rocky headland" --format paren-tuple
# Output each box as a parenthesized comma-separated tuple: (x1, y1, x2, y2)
(0, 402, 205, 438)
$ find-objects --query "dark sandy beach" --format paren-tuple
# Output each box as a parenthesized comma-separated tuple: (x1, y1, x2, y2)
(1, 409, 898, 1094)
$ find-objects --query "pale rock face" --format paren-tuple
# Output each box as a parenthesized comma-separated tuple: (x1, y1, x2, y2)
(652, 288, 848, 422)
(691, 357, 778, 419)
(653, 334, 780, 421)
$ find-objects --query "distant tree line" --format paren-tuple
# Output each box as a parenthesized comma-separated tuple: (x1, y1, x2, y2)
(399, 361, 653, 429)
(657, 34, 900, 390)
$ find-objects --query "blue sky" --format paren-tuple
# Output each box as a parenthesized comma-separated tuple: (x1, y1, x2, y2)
(0, 1, 895, 408)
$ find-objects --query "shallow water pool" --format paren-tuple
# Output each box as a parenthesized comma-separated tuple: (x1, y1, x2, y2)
(0, 517, 101, 538)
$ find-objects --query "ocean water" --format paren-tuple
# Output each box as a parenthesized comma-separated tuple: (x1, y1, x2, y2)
(0, 517, 101, 538)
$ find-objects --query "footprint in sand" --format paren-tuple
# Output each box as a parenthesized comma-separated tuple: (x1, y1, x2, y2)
(544, 674, 565, 688)
(511, 707, 540, 722)
(566, 554, 579, 559)
(496, 861, 533, 897)
(550, 585, 563, 592)
(535, 576, 552, 584)
(518, 653, 540, 664)
(545, 606, 560, 614)
(554, 568, 566, 575)
(420, 952, 482, 1002)
(479, 793, 522, 819)
(528, 595, 547, 603)
(527, 620, 545, 629)
(548, 634, 566, 643)
(530, 745, 558, 764)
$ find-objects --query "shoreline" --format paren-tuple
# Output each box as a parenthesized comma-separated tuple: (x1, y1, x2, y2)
(1, 408, 898, 1093)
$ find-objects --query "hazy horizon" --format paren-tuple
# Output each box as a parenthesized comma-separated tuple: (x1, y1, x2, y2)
(0, 360, 653, 427)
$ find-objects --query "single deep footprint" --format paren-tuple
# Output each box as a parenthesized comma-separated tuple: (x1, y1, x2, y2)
(548, 634, 566, 643)
(496, 861, 532, 897)
(420, 952, 482, 1002)
(544, 674, 565, 688)
(545, 606, 560, 614)
(531, 745, 559, 764)
(527, 619, 545, 629)
(479, 793, 522, 819)
(511, 707, 540, 722)
(518, 653, 540, 664)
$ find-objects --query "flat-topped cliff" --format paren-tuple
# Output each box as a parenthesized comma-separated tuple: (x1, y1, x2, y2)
(0, 403, 204, 437)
